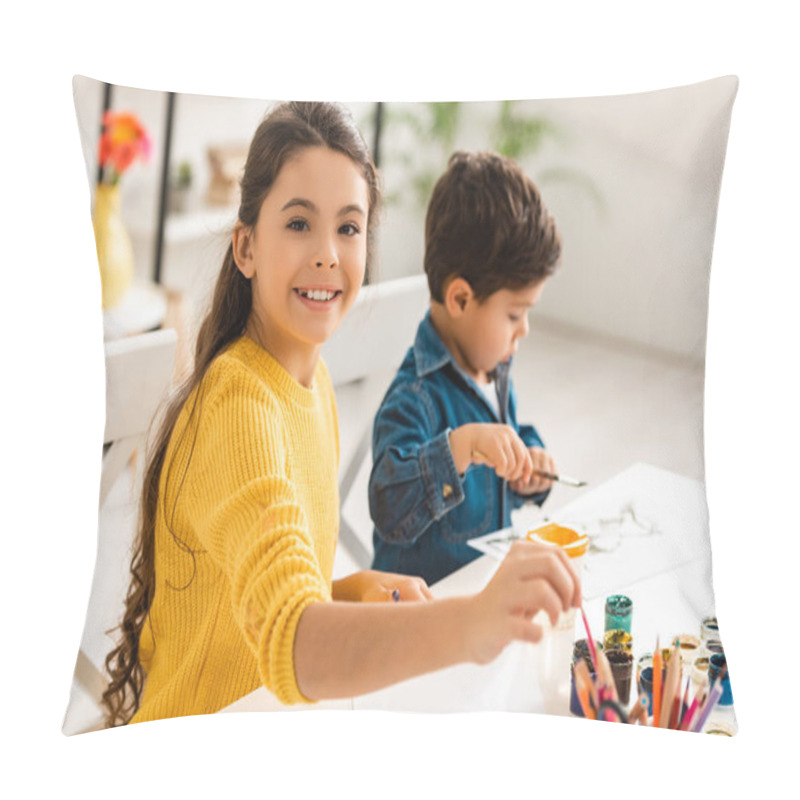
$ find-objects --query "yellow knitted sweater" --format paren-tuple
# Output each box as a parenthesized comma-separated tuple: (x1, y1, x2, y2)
(131, 336, 339, 723)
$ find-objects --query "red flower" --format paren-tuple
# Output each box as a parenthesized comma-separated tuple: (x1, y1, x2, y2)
(98, 111, 152, 183)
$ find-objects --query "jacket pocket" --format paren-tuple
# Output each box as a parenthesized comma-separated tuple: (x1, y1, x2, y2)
(440, 466, 494, 544)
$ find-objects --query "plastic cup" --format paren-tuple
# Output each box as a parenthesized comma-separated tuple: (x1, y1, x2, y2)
(526, 525, 589, 715)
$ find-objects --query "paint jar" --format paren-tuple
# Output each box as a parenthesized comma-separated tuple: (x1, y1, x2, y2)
(639, 666, 655, 717)
(708, 653, 733, 706)
(606, 648, 633, 706)
(603, 628, 633, 653)
(701, 616, 720, 646)
(636, 653, 652, 688)
(704, 719, 737, 736)
(691, 656, 710, 692)
(705, 640, 725, 658)
(527, 523, 590, 586)
(604, 594, 632, 634)
(569, 663, 596, 716)
(527, 524, 590, 715)
(573, 638, 603, 669)
(673, 634, 702, 667)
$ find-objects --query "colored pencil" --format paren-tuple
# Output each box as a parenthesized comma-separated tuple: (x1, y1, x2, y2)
(679, 688, 702, 732)
(659, 641, 681, 728)
(674, 677, 692, 731)
(596, 649, 619, 703)
(692, 677, 724, 733)
(628, 694, 649, 725)
(577, 683, 594, 719)
(574, 658, 598, 713)
(652, 637, 663, 727)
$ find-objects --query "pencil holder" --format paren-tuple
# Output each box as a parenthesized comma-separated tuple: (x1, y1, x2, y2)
(606, 648, 633, 706)
(604, 594, 632, 634)
(603, 628, 633, 653)
(707, 653, 733, 706)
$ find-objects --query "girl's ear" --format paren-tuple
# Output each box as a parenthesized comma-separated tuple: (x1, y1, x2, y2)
(232, 222, 255, 279)
(443, 277, 474, 318)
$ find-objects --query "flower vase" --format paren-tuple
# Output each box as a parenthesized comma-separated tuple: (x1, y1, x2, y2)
(93, 183, 134, 309)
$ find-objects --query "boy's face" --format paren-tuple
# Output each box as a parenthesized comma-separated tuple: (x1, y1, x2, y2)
(455, 280, 545, 380)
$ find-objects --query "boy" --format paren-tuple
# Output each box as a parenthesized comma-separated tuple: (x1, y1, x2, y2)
(368, 150, 562, 585)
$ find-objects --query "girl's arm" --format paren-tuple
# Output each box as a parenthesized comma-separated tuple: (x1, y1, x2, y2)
(294, 541, 580, 700)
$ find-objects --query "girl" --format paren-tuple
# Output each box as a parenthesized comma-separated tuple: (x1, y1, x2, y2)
(103, 101, 581, 726)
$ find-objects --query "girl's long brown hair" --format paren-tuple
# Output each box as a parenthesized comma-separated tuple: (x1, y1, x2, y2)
(102, 101, 381, 727)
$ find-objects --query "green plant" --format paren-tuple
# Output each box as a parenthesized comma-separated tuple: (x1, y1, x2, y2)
(173, 160, 193, 190)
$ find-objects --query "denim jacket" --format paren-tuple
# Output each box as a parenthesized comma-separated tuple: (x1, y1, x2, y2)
(369, 311, 549, 585)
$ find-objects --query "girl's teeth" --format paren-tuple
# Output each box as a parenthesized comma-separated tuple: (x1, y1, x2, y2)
(302, 289, 335, 301)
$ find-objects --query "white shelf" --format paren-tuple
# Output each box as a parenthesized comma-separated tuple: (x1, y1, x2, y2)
(128, 203, 237, 244)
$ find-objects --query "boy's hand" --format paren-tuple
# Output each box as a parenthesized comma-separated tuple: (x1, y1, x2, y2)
(449, 423, 533, 482)
(509, 447, 556, 495)
(332, 570, 434, 603)
(466, 540, 581, 664)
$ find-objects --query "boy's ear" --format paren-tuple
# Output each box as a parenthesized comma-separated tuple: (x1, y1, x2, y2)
(232, 222, 255, 279)
(443, 277, 474, 317)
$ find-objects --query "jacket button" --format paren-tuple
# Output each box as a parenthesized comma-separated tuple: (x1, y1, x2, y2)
(442, 483, 453, 499)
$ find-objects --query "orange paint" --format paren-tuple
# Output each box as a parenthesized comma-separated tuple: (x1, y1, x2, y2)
(527, 523, 589, 558)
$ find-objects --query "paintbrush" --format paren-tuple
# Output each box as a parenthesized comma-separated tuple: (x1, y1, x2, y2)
(470, 450, 587, 486)
(579, 606, 599, 673)
(659, 640, 681, 728)
(534, 470, 588, 488)
(652, 637, 663, 727)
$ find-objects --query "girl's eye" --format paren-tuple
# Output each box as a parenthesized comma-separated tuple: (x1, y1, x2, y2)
(509, 315, 521, 323)
(287, 219, 309, 232)
(339, 222, 360, 236)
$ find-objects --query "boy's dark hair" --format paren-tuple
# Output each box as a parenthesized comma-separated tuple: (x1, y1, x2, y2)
(424, 150, 561, 303)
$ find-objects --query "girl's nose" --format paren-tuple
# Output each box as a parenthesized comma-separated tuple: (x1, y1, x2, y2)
(314, 238, 338, 269)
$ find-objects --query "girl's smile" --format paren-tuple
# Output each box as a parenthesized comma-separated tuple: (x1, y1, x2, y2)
(293, 285, 344, 309)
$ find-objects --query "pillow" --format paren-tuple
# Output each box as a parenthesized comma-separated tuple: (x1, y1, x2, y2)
(64, 75, 738, 735)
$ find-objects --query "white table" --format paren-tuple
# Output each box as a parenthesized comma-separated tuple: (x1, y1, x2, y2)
(221, 463, 732, 726)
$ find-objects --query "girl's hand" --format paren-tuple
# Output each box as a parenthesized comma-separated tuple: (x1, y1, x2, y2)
(509, 447, 556, 495)
(332, 570, 434, 603)
(465, 540, 581, 664)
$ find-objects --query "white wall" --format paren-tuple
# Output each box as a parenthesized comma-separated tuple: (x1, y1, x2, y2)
(74, 77, 735, 360)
